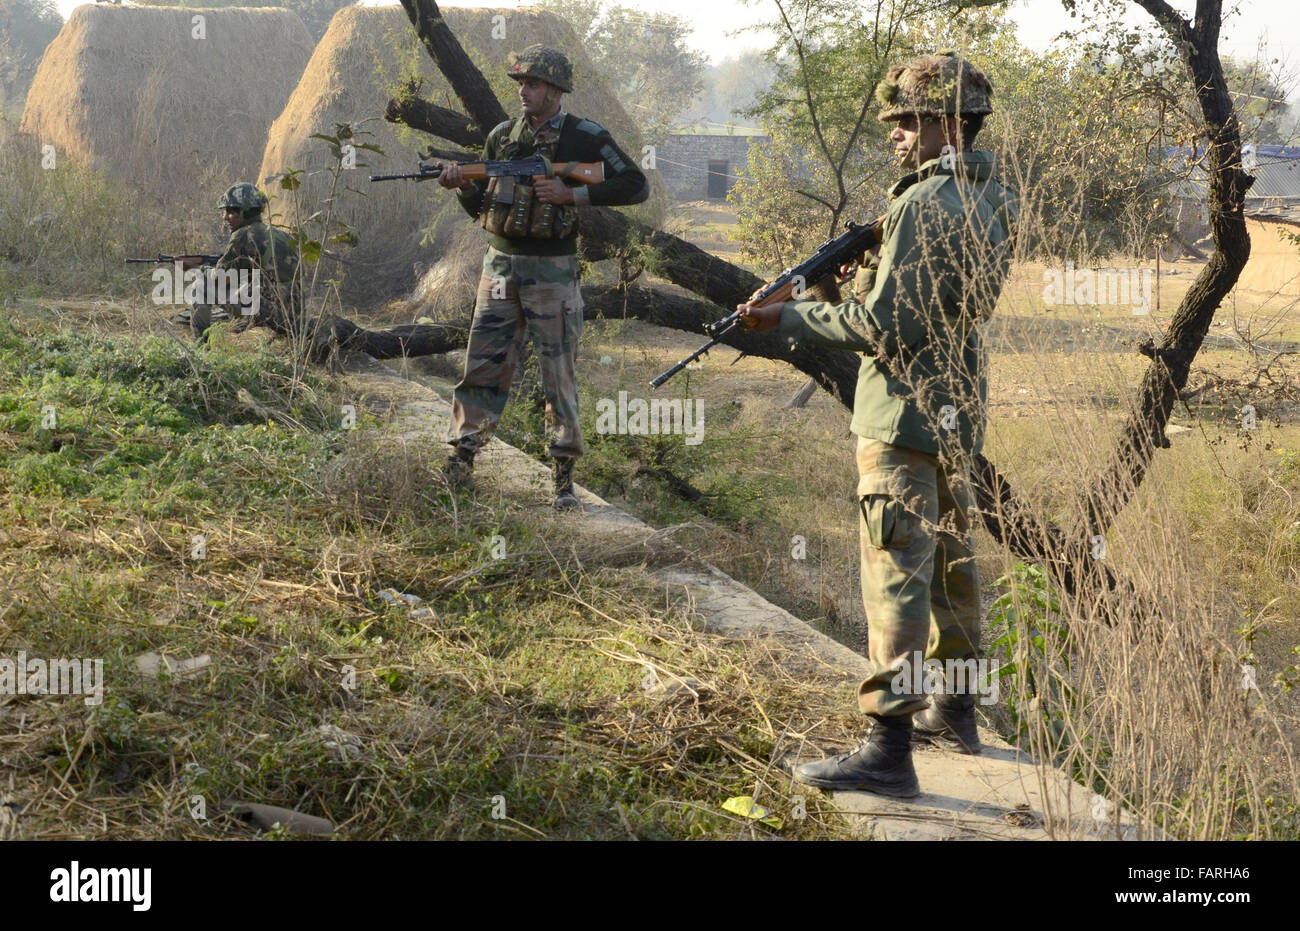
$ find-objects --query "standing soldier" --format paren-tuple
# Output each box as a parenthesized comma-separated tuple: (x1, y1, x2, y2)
(436, 44, 649, 509)
(186, 182, 303, 343)
(739, 54, 1018, 796)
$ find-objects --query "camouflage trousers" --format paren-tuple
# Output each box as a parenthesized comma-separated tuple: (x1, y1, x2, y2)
(449, 247, 585, 459)
(855, 436, 982, 718)
(190, 289, 303, 341)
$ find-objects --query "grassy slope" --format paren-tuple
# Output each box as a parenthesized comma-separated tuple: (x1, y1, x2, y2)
(4, 212, 1298, 839)
(0, 315, 864, 840)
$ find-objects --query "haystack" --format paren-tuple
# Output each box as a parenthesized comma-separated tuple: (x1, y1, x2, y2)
(260, 5, 661, 308)
(19, 5, 313, 214)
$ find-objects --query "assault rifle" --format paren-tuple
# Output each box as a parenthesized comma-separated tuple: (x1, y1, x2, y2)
(650, 219, 884, 389)
(369, 154, 605, 185)
(125, 253, 220, 265)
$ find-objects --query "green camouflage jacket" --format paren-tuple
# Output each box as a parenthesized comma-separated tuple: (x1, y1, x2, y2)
(779, 150, 1018, 456)
(215, 220, 301, 310)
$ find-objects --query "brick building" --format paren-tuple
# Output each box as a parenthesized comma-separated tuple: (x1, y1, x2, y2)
(654, 131, 767, 202)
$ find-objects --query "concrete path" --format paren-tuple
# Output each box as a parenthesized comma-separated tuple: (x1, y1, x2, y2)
(338, 351, 1146, 841)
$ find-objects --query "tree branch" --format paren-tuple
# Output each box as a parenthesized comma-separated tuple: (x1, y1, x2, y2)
(772, 0, 845, 234)
(420, 144, 482, 163)
(397, 0, 509, 131)
(384, 94, 484, 148)
(1069, 0, 1252, 542)
(794, 188, 839, 212)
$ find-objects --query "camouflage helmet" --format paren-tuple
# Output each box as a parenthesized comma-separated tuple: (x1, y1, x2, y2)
(875, 53, 993, 121)
(506, 44, 574, 93)
(217, 182, 269, 217)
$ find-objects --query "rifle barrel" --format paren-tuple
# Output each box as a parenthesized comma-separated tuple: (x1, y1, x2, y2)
(646, 217, 881, 390)
(368, 169, 441, 182)
(649, 315, 741, 389)
(124, 253, 219, 265)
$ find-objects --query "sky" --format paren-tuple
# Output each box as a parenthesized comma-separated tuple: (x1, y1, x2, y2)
(50, 0, 1300, 89)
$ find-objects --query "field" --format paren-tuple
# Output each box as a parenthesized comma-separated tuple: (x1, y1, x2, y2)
(3, 180, 1298, 840)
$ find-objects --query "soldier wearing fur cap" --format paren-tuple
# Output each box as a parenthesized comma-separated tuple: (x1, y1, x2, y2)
(739, 53, 1018, 797)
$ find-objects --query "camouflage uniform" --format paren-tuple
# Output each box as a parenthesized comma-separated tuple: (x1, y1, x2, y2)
(191, 183, 303, 341)
(454, 247, 585, 458)
(781, 56, 1018, 720)
(447, 46, 649, 467)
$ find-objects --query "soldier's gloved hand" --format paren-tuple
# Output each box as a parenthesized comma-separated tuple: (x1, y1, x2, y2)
(737, 301, 781, 333)
(533, 178, 575, 205)
(437, 163, 472, 190)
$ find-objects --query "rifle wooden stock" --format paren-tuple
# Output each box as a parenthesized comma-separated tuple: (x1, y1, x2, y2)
(457, 161, 605, 185)
(752, 279, 798, 307)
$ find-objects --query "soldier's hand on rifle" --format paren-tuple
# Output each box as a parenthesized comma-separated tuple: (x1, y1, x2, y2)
(533, 178, 575, 205)
(436, 162, 472, 190)
(737, 301, 781, 333)
(840, 215, 887, 276)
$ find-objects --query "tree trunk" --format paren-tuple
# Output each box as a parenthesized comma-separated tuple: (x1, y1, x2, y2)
(1067, 0, 1251, 542)
(397, 0, 508, 130)
(785, 378, 819, 409)
(316, 315, 469, 359)
(321, 285, 861, 411)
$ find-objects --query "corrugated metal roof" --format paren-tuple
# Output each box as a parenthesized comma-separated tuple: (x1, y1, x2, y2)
(1165, 145, 1300, 204)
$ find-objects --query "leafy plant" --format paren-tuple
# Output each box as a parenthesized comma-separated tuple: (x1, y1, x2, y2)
(987, 561, 1072, 743)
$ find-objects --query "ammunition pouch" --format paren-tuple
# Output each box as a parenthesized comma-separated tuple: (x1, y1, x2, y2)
(481, 174, 578, 240)
(481, 123, 580, 241)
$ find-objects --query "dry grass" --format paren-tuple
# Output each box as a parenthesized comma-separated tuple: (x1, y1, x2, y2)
(4, 94, 1299, 838)
(557, 204, 1300, 839)
(0, 311, 871, 840)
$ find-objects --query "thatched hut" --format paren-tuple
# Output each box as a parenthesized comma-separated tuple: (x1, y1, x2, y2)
(259, 5, 659, 308)
(19, 5, 313, 216)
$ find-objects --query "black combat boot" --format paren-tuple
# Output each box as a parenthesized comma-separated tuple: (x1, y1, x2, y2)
(553, 456, 579, 511)
(443, 444, 475, 491)
(912, 692, 982, 754)
(794, 715, 920, 798)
